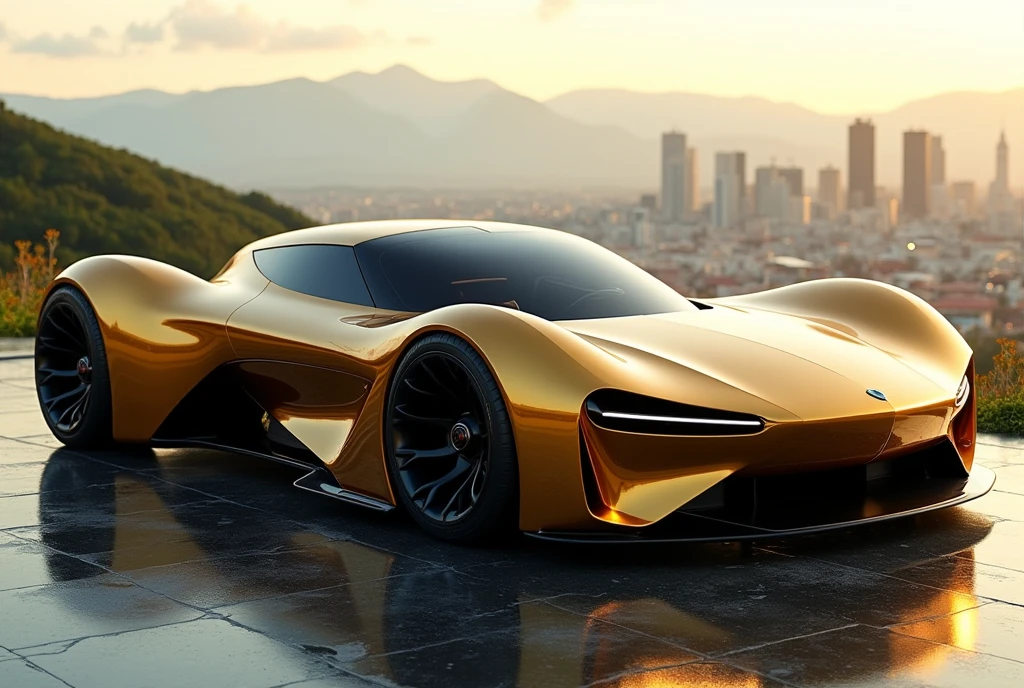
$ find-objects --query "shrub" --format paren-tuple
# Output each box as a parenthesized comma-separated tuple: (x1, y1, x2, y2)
(0, 229, 58, 337)
(976, 338, 1024, 436)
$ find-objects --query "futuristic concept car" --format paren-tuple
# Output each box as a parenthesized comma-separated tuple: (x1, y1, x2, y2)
(34, 220, 993, 543)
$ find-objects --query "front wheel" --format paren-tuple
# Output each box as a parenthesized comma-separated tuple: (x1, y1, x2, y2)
(385, 333, 518, 544)
(35, 286, 114, 448)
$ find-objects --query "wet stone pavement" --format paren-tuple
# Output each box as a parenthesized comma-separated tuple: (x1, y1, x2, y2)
(1, 356, 1023, 688)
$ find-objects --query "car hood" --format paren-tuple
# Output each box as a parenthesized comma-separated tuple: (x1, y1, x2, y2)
(559, 304, 953, 423)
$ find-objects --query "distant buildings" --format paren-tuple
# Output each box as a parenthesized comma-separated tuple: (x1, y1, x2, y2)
(686, 148, 699, 215)
(950, 181, 977, 217)
(661, 132, 688, 222)
(818, 166, 842, 217)
(989, 131, 1013, 215)
(930, 136, 946, 184)
(714, 152, 744, 228)
(755, 166, 792, 221)
(848, 119, 876, 209)
(902, 130, 932, 220)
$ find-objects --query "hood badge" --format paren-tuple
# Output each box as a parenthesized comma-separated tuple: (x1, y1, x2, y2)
(866, 389, 887, 402)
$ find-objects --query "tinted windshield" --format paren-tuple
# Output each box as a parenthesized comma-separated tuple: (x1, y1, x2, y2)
(355, 227, 696, 320)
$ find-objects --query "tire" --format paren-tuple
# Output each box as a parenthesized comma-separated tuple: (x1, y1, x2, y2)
(34, 286, 114, 448)
(384, 333, 518, 544)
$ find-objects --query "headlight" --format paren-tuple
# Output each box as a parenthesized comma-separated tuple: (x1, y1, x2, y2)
(955, 375, 970, 410)
(585, 390, 765, 436)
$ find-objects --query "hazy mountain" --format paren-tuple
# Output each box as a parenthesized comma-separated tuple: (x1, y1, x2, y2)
(4, 65, 1019, 189)
(0, 107, 312, 277)
(546, 88, 1023, 187)
(65, 78, 433, 187)
(1, 90, 183, 130)
(329, 64, 502, 136)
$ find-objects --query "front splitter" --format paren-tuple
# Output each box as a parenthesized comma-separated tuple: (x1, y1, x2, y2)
(526, 464, 996, 544)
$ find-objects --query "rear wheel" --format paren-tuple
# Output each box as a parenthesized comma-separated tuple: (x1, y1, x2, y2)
(35, 286, 113, 448)
(385, 333, 518, 544)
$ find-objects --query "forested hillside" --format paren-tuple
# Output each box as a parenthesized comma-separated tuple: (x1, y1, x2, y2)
(0, 101, 313, 277)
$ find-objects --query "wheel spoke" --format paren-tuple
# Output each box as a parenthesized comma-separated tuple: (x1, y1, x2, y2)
(394, 404, 453, 428)
(56, 386, 90, 428)
(395, 445, 457, 470)
(439, 460, 480, 521)
(44, 383, 87, 411)
(37, 367, 79, 384)
(403, 377, 442, 398)
(420, 358, 463, 402)
(47, 309, 83, 345)
(413, 456, 472, 510)
(37, 334, 80, 356)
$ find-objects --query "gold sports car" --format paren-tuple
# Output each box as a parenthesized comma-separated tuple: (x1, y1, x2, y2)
(34, 220, 993, 543)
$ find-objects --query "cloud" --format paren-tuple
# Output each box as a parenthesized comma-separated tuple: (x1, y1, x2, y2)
(170, 1, 266, 50)
(168, 1, 369, 53)
(0, 22, 7, 42)
(405, 35, 432, 46)
(124, 21, 165, 44)
(11, 27, 107, 58)
(537, 0, 574, 21)
(265, 24, 365, 52)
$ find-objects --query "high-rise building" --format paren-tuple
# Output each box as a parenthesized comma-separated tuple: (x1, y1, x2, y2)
(988, 131, 1012, 215)
(661, 132, 688, 222)
(714, 152, 743, 228)
(639, 194, 657, 212)
(778, 167, 804, 198)
(685, 147, 699, 214)
(848, 119, 875, 209)
(735, 152, 747, 210)
(755, 166, 790, 220)
(902, 130, 932, 220)
(930, 136, 946, 184)
(950, 181, 976, 217)
(818, 166, 842, 215)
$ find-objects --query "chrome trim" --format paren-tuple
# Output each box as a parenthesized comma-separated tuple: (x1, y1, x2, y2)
(597, 410, 764, 428)
(955, 375, 970, 409)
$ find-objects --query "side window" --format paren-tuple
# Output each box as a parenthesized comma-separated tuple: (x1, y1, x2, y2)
(253, 245, 374, 307)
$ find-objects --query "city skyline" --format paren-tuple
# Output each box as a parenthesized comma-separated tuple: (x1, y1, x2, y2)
(0, 0, 1021, 114)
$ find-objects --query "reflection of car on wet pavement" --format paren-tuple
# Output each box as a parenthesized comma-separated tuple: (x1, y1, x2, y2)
(32, 450, 998, 688)
(35, 220, 989, 544)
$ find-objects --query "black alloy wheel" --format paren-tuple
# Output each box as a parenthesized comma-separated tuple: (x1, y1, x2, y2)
(35, 286, 113, 447)
(385, 333, 518, 543)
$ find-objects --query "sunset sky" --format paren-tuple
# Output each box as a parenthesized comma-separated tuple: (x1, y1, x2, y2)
(0, 0, 1021, 112)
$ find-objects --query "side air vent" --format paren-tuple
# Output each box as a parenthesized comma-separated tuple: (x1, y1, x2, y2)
(585, 389, 765, 436)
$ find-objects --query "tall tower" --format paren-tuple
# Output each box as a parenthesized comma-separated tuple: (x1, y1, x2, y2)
(989, 131, 1012, 215)
(930, 136, 946, 184)
(818, 166, 842, 215)
(996, 130, 1009, 189)
(661, 132, 688, 222)
(685, 147, 699, 213)
(714, 152, 743, 228)
(902, 130, 931, 220)
(848, 119, 875, 209)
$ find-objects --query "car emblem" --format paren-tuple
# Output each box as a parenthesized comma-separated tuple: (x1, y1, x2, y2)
(866, 389, 887, 401)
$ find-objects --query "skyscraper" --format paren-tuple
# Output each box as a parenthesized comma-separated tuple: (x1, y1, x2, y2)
(848, 119, 875, 209)
(902, 130, 931, 220)
(818, 166, 842, 215)
(755, 166, 791, 221)
(685, 147, 699, 214)
(661, 132, 688, 222)
(989, 131, 1012, 215)
(778, 167, 804, 198)
(930, 136, 946, 184)
(714, 152, 743, 228)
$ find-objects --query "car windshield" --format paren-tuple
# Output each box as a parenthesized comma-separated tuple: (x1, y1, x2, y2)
(356, 228, 697, 320)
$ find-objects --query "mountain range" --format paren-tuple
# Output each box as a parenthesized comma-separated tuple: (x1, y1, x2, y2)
(4, 65, 1020, 191)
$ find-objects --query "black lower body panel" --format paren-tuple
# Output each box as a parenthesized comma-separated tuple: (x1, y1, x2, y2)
(527, 461, 996, 544)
